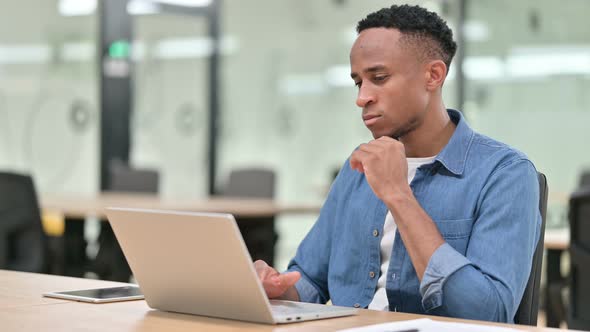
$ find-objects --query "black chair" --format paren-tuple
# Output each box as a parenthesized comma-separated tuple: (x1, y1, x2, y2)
(514, 172, 548, 325)
(567, 186, 590, 329)
(94, 162, 159, 281)
(0, 172, 46, 272)
(579, 170, 590, 188)
(543, 170, 590, 328)
(223, 168, 277, 265)
(107, 160, 159, 193)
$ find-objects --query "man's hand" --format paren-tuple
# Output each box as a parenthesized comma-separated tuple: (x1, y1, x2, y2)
(254, 260, 301, 300)
(350, 136, 410, 202)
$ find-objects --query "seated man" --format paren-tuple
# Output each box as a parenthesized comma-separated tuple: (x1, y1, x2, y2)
(255, 4, 541, 323)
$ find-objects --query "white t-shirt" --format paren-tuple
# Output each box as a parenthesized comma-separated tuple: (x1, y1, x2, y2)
(368, 155, 437, 311)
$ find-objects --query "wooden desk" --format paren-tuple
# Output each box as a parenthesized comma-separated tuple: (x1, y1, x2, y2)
(41, 193, 322, 219)
(0, 270, 565, 331)
(0, 270, 127, 309)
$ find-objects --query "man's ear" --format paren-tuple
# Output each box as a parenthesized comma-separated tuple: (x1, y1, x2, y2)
(424, 60, 447, 91)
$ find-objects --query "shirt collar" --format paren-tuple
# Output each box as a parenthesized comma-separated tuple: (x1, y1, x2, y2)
(434, 109, 475, 176)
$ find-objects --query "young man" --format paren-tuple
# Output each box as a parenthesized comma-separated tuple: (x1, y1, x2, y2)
(255, 4, 541, 323)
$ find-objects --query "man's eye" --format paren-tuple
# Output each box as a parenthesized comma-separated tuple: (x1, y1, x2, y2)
(354, 81, 362, 88)
(374, 76, 388, 82)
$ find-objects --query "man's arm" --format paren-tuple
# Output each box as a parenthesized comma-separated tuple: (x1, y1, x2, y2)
(285, 160, 349, 304)
(419, 159, 540, 321)
(351, 136, 444, 280)
(351, 137, 541, 322)
(256, 159, 349, 303)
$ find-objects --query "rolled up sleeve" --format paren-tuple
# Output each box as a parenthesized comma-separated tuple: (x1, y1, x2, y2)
(420, 243, 470, 311)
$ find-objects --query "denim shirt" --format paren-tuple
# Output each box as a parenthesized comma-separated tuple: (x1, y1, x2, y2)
(287, 109, 541, 323)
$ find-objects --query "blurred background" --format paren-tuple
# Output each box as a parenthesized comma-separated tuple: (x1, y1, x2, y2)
(0, 0, 589, 328)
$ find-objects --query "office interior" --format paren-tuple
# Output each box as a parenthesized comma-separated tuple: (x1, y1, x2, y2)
(1, 0, 589, 330)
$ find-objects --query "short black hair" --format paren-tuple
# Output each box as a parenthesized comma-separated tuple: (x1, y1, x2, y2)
(357, 4, 457, 71)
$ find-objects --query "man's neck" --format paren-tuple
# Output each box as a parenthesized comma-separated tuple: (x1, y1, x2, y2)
(400, 105, 456, 158)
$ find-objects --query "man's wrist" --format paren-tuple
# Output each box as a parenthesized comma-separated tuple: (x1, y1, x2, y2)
(277, 286, 300, 302)
(383, 185, 414, 210)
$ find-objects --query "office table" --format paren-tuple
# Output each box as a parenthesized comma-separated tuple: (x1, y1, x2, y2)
(40, 192, 322, 219)
(0, 270, 568, 331)
(39, 192, 322, 279)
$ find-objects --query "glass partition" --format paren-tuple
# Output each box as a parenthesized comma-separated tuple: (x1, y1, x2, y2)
(0, 1, 99, 195)
(132, 12, 210, 199)
(464, 0, 590, 229)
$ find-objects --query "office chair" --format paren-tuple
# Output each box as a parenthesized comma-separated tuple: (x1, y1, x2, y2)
(223, 168, 277, 265)
(579, 170, 590, 187)
(567, 186, 590, 329)
(94, 161, 159, 281)
(543, 170, 590, 327)
(0, 172, 47, 272)
(107, 160, 159, 193)
(514, 172, 548, 325)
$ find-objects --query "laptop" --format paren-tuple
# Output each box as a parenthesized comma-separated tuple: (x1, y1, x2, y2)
(105, 207, 358, 324)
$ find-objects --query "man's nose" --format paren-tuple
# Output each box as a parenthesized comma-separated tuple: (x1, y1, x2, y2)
(356, 86, 375, 108)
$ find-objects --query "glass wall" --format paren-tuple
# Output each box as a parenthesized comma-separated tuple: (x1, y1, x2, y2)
(464, 0, 590, 228)
(132, 12, 210, 199)
(0, 1, 99, 195)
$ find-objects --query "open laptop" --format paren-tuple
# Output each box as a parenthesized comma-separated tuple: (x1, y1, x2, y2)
(105, 207, 358, 324)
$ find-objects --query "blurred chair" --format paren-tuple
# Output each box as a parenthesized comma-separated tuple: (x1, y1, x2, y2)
(579, 170, 590, 187)
(567, 186, 590, 329)
(515, 172, 548, 325)
(545, 170, 590, 327)
(107, 160, 159, 193)
(94, 161, 159, 281)
(0, 172, 47, 272)
(223, 168, 277, 265)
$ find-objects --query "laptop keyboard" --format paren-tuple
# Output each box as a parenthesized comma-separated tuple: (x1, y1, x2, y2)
(270, 300, 345, 315)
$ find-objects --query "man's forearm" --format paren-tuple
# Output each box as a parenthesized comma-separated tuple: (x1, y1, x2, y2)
(385, 188, 445, 280)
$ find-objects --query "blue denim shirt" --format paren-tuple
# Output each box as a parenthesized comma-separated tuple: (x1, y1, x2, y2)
(287, 109, 541, 323)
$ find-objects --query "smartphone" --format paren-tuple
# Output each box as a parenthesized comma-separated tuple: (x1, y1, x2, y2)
(43, 285, 144, 303)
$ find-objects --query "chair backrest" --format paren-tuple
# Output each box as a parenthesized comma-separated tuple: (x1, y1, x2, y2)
(514, 172, 548, 325)
(224, 168, 275, 199)
(107, 161, 159, 193)
(567, 186, 590, 329)
(579, 170, 590, 187)
(0, 171, 46, 272)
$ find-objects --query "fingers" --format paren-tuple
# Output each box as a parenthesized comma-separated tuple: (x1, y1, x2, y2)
(254, 260, 277, 280)
(276, 271, 301, 288)
(254, 260, 300, 299)
(350, 150, 364, 173)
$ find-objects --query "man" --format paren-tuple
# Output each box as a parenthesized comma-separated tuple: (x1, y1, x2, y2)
(255, 4, 541, 323)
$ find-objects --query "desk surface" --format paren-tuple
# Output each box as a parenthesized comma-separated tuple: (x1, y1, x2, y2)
(544, 228, 569, 250)
(40, 192, 321, 219)
(0, 270, 567, 331)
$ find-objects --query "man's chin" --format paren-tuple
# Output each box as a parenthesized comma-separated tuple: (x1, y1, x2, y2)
(369, 129, 397, 140)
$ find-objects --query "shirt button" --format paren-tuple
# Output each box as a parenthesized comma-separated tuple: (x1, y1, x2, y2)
(353, 303, 361, 308)
(369, 271, 375, 278)
(372, 229, 379, 237)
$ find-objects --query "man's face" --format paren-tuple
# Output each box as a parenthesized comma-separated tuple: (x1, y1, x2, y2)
(350, 28, 430, 139)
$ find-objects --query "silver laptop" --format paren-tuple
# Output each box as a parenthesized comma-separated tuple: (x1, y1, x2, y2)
(105, 207, 358, 324)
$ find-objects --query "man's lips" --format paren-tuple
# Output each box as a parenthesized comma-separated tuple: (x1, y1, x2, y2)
(363, 114, 381, 126)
